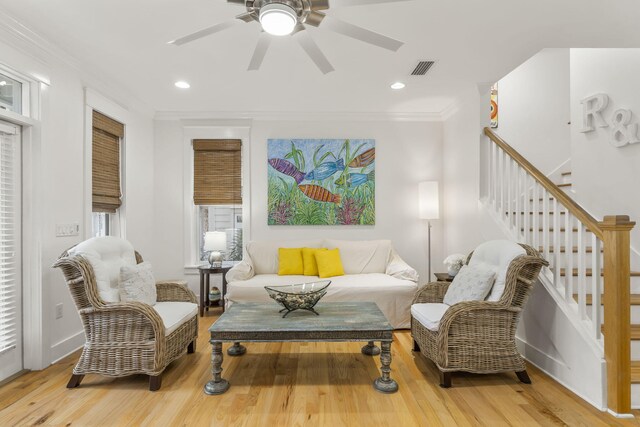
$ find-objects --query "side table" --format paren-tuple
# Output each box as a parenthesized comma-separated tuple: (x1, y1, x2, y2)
(198, 265, 232, 316)
(434, 272, 455, 282)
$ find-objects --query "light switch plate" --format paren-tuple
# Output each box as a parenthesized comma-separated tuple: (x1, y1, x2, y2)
(56, 223, 80, 237)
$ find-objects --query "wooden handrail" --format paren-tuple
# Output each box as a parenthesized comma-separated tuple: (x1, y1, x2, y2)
(484, 127, 604, 240)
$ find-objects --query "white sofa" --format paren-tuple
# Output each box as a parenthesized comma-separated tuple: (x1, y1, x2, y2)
(225, 239, 419, 329)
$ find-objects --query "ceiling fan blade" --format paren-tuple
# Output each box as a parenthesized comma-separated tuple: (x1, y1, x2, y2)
(236, 12, 256, 23)
(296, 31, 334, 74)
(168, 20, 239, 46)
(305, 11, 326, 27)
(322, 17, 403, 51)
(334, 0, 412, 6)
(309, 0, 330, 10)
(248, 34, 272, 71)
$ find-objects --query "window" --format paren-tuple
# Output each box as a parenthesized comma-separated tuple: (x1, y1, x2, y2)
(193, 139, 242, 263)
(91, 110, 124, 236)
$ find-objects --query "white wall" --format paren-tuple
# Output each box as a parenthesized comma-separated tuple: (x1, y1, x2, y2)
(570, 49, 640, 257)
(0, 36, 156, 365)
(497, 48, 571, 175)
(153, 118, 444, 291)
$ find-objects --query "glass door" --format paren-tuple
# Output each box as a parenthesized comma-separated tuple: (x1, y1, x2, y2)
(0, 120, 22, 381)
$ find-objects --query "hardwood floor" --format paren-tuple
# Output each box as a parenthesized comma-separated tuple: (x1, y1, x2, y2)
(1, 313, 638, 426)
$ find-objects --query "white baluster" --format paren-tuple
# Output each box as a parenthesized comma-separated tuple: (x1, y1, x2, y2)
(532, 183, 539, 250)
(553, 198, 561, 288)
(515, 165, 521, 239)
(499, 149, 505, 219)
(592, 236, 602, 339)
(523, 174, 530, 243)
(542, 189, 550, 264)
(577, 223, 587, 320)
(564, 211, 574, 301)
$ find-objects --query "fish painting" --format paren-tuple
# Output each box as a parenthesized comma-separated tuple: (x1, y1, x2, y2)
(305, 158, 345, 181)
(268, 158, 306, 184)
(349, 147, 375, 168)
(298, 185, 341, 204)
(335, 170, 375, 188)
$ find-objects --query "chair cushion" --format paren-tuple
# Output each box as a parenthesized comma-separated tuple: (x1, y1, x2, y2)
(443, 263, 496, 306)
(119, 262, 157, 306)
(153, 302, 198, 336)
(247, 240, 323, 274)
(411, 303, 450, 332)
(68, 236, 137, 303)
(468, 240, 526, 302)
(323, 239, 391, 274)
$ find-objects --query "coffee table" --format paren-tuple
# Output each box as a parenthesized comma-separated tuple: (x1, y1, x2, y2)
(204, 302, 398, 395)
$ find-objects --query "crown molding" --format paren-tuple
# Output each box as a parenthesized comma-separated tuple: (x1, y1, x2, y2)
(154, 110, 444, 122)
(0, 10, 154, 117)
(439, 100, 461, 121)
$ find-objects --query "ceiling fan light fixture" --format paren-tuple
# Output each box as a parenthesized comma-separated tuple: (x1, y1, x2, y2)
(259, 3, 297, 36)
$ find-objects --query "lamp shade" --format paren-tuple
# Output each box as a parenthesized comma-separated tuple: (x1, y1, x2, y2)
(418, 181, 439, 220)
(204, 231, 227, 251)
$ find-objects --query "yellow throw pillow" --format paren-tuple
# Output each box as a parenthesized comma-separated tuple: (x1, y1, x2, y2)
(278, 248, 304, 275)
(302, 247, 327, 276)
(315, 248, 345, 278)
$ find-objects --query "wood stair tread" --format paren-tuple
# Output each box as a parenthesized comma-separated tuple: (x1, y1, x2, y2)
(521, 227, 591, 233)
(601, 325, 640, 340)
(561, 172, 572, 176)
(574, 294, 640, 305)
(506, 211, 566, 215)
(558, 183, 572, 188)
(632, 362, 640, 383)
(560, 268, 640, 277)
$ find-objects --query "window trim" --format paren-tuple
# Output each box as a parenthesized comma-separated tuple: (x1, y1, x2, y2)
(84, 88, 127, 239)
(181, 121, 251, 275)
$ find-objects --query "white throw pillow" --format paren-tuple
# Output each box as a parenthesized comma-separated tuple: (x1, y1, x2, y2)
(119, 262, 157, 306)
(468, 240, 526, 301)
(443, 264, 496, 306)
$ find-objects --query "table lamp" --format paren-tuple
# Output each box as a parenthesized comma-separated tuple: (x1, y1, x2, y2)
(419, 181, 439, 281)
(204, 231, 227, 267)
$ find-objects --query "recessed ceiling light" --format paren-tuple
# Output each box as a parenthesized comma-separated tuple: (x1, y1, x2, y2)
(391, 82, 405, 90)
(175, 81, 191, 89)
(0, 81, 6, 86)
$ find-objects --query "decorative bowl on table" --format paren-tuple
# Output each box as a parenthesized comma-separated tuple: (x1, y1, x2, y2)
(264, 280, 331, 318)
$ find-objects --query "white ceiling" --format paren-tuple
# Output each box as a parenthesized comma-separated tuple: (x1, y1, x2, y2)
(0, 0, 639, 115)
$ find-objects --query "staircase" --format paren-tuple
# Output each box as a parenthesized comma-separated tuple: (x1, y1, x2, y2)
(481, 127, 636, 416)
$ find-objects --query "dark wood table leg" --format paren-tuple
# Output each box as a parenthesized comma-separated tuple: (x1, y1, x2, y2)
(199, 271, 205, 317)
(204, 341, 229, 395)
(221, 271, 228, 312)
(361, 341, 381, 356)
(205, 272, 210, 313)
(373, 341, 398, 393)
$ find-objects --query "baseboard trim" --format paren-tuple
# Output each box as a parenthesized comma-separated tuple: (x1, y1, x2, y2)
(50, 331, 84, 364)
(607, 409, 635, 419)
(517, 337, 607, 412)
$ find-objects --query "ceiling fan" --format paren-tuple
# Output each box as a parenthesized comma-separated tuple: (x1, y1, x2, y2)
(168, 0, 410, 74)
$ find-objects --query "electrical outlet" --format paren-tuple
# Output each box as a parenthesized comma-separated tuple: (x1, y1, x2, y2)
(55, 303, 63, 319)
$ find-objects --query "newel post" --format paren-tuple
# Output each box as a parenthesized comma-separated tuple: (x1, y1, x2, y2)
(600, 215, 635, 415)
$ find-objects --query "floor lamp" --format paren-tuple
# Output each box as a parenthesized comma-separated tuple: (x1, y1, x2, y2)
(419, 182, 439, 281)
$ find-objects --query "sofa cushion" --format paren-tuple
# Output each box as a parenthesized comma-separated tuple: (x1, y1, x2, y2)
(153, 301, 198, 336)
(468, 240, 526, 302)
(323, 239, 391, 274)
(278, 248, 304, 275)
(68, 236, 137, 303)
(315, 248, 345, 278)
(411, 303, 450, 332)
(302, 247, 327, 276)
(247, 240, 323, 274)
(443, 263, 496, 306)
(119, 262, 157, 306)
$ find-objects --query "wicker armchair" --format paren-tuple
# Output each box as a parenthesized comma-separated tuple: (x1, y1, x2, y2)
(53, 237, 198, 391)
(411, 242, 547, 387)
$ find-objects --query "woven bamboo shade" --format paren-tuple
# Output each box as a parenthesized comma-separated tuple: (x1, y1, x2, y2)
(193, 139, 242, 205)
(92, 111, 123, 213)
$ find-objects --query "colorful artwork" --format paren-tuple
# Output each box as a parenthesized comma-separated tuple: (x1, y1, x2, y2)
(268, 139, 375, 225)
(490, 83, 499, 128)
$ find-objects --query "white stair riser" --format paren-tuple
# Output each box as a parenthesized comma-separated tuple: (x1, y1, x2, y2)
(632, 340, 640, 360)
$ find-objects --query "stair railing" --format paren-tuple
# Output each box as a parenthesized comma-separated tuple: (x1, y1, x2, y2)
(481, 127, 635, 415)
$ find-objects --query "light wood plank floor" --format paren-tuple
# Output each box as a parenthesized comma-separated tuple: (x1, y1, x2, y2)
(1, 313, 638, 426)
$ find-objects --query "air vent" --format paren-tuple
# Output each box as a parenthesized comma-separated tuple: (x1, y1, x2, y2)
(411, 61, 436, 76)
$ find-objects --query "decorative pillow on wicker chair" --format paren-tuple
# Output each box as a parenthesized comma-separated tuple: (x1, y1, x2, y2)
(443, 264, 496, 306)
(119, 262, 157, 306)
